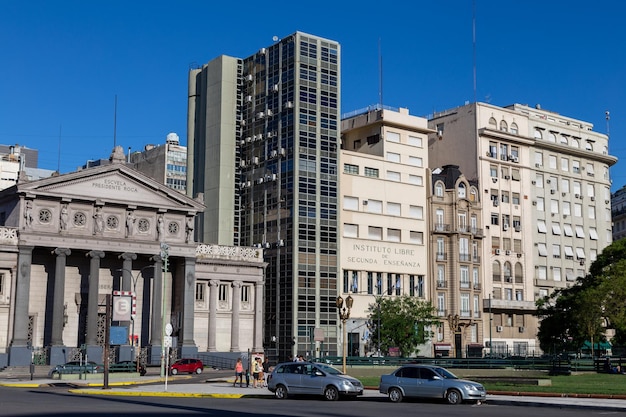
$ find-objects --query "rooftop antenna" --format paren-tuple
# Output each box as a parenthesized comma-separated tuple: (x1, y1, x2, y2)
(472, 0, 477, 103)
(378, 38, 383, 108)
(113, 94, 118, 148)
(606, 111, 611, 137)
(57, 125, 62, 173)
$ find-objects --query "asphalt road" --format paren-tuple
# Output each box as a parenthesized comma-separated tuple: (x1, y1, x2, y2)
(0, 387, 610, 417)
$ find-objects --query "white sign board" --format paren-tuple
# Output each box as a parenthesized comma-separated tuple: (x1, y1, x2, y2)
(112, 295, 132, 321)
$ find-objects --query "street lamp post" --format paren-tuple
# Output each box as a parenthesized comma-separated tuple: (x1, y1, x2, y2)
(336, 295, 353, 374)
(160, 242, 169, 379)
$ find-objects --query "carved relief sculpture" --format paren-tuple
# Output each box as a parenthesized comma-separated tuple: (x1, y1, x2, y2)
(185, 216, 194, 243)
(60, 204, 69, 231)
(23, 201, 33, 229)
(93, 207, 104, 235)
(126, 210, 135, 237)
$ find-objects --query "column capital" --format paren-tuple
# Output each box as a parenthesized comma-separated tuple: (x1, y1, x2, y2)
(53, 248, 71, 257)
(209, 279, 220, 287)
(87, 250, 105, 259)
(118, 252, 137, 261)
(232, 280, 242, 288)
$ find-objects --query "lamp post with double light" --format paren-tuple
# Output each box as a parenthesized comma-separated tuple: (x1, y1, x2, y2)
(336, 295, 353, 374)
(159, 242, 169, 378)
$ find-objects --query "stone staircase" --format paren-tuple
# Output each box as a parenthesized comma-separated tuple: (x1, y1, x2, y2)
(0, 365, 51, 379)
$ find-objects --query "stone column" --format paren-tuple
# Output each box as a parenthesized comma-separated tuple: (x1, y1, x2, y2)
(9, 246, 33, 365)
(230, 281, 242, 352)
(85, 250, 104, 362)
(253, 280, 264, 352)
(149, 255, 163, 365)
(180, 257, 197, 357)
(119, 252, 137, 292)
(208, 280, 219, 352)
(49, 248, 71, 365)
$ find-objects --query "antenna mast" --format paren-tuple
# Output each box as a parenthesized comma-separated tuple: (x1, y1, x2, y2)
(57, 125, 62, 173)
(472, 0, 477, 103)
(113, 95, 118, 148)
(606, 111, 611, 137)
(378, 38, 383, 108)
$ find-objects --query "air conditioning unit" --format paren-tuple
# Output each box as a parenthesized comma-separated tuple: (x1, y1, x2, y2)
(272, 84, 279, 92)
(253, 156, 259, 165)
(503, 224, 509, 231)
(245, 74, 253, 82)
(495, 249, 501, 255)
(257, 112, 265, 119)
(517, 253, 522, 258)
(590, 196, 595, 201)
(271, 173, 277, 181)
(562, 192, 566, 197)
(575, 194, 580, 198)
(257, 133, 263, 140)
(532, 201, 537, 206)
(493, 200, 499, 207)
(286, 101, 294, 108)
(531, 180, 536, 185)
(550, 189, 555, 194)
(606, 200, 610, 204)
(259, 47, 266, 55)
(267, 132, 274, 138)
(362, 200, 368, 205)
(279, 148, 286, 156)
(504, 175, 511, 179)
(519, 326, 525, 333)
(492, 178, 498, 183)
(246, 95, 253, 102)
(246, 136, 252, 143)
(514, 225, 521, 232)
(257, 178, 264, 184)
(512, 157, 519, 163)
(505, 250, 511, 255)
(270, 150, 278, 158)
(266, 109, 273, 117)
(278, 239, 285, 247)
(546, 179, 551, 184)
(535, 163, 541, 168)
(496, 326, 503, 332)
(240, 160, 246, 167)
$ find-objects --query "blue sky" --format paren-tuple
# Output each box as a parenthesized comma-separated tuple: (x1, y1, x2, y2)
(2, 1, 625, 189)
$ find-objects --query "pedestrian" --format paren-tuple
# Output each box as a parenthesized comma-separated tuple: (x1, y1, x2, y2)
(257, 358, 265, 388)
(245, 368, 250, 387)
(233, 358, 244, 387)
(252, 357, 261, 388)
(262, 357, 271, 387)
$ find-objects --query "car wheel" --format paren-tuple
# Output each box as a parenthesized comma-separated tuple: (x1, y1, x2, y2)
(445, 388, 462, 405)
(275, 384, 288, 399)
(389, 387, 403, 403)
(171, 368, 178, 375)
(324, 386, 339, 401)
(195, 367, 203, 374)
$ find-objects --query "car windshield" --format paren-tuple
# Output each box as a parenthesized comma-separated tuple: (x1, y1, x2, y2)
(434, 367, 458, 379)
(314, 364, 343, 375)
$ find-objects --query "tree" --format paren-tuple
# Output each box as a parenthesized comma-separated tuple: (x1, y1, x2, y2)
(368, 295, 436, 357)
(536, 239, 626, 355)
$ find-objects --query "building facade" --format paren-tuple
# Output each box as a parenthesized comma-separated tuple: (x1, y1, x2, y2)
(339, 106, 432, 356)
(0, 150, 266, 367)
(428, 102, 617, 356)
(131, 133, 188, 194)
(611, 185, 626, 241)
(187, 32, 341, 360)
(429, 164, 485, 358)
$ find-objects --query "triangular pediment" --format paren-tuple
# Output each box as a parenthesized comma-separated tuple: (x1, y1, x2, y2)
(14, 164, 204, 213)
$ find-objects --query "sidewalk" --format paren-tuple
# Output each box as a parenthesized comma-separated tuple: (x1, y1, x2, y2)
(2, 376, 626, 411)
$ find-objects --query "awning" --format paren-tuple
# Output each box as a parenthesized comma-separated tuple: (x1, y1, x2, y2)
(583, 340, 611, 350)
(538, 243, 547, 257)
(576, 248, 586, 259)
(552, 224, 562, 235)
(434, 343, 452, 351)
(564, 246, 574, 257)
(537, 221, 547, 233)
(564, 224, 573, 236)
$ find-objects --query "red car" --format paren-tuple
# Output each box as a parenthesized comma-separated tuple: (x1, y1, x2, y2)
(170, 358, 204, 375)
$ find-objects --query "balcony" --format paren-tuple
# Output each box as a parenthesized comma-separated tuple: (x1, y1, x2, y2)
(436, 280, 447, 289)
(434, 223, 452, 233)
(0, 227, 18, 245)
(470, 227, 484, 238)
(473, 282, 482, 290)
(473, 310, 482, 318)
(459, 253, 471, 262)
(460, 280, 471, 289)
(483, 298, 536, 311)
(472, 255, 481, 263)
(436, 252, 447, 261)
(437, 309, 447, 317)
(460, 310, 471, 318)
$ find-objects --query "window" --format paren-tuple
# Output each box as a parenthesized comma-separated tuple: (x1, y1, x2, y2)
(511, 169, 520, 181)
(460, 294, 470, 317)
(561, 157, 569, 172)
(548, 132, 556, 142)
(534, 151, 543, 166)
(572, 160, 580, 173)
(388, 228, 401, 242)
(408, 135, 422, 147)
(387, 202, 401, 216)
(564, 246, 574, 259)
(538, 243, 547, 257)
(490, 166, 498, 177)
(386, 171, 400, 181)
(408, 156, 423, 167)
(366, 199, 382, 213)
(553, 267, 562, 281)
(586, 163, 595, 176)
(563, 224, 573, 236)
(219, 284, 228, 302)
(195, 282, 205, 302)
(460, 266, 470, 288)
(551, 199, 559, 214)
(241, 285, 250, 302)
(500, 120, 508, 132)
(343, 223, 358, 238)
(368, 226, 382, 240)
(589, 227, 598, 240)
(588, 206, 596, 219)
(537, 265, 547, 280)
(367, 272, 374, 294)
(561, 178, 570, 193)
(535, 173, 544, 188)
(458, 183, 466, 198)
(534, 129, 543, 139)
(512, 193, 520, 205)
(409, 231, 423, 244)
(575, 225, 585, 238)
(344, 164, 358, 174)
(510, 123, 518, 135)
(409, 205, 423, 219)
(574, 203, 582, 217)
(408, 175, 423, 185)
(537, 220, 547, 233)
(435, 182, 444, 197)
(553, 244, 561, 258)
(364, 167, 379, 178)
(343, 196, 358, 210)
(437, 237, 445, 260)
(435, 209, 445, 230)
(560, 135, 568, 145)
(552, 223, 562, 235)
(386, 131, 400, 142)
(386, 152, 400, 162)
(536, 197, 544, 211)
(549, 155, 557, 169)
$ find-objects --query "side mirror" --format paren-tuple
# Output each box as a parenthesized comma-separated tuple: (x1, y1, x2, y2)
(314, 370, 324, 376)
(432, 375, 441, 380)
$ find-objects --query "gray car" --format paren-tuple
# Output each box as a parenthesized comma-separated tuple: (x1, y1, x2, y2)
(267, 361, 364, 401)
(379, 364, 486, 404)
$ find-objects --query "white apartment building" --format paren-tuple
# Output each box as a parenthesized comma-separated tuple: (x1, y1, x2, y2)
(340, 106, 433, 356)
(428, 102, 616, 356)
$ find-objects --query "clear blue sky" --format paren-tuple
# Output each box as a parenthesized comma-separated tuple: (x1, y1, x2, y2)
(2, 1, 625, 189)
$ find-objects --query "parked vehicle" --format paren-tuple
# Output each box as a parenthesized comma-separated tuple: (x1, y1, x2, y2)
(109, 361, 147, 376)
(379, 364, 486, 404)
(170, 358, 203, 375)
(48, 361, 102, 377)
(267, 361, 363, 401)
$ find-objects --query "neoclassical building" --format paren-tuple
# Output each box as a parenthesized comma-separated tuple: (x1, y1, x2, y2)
(0, 149, 266, 367)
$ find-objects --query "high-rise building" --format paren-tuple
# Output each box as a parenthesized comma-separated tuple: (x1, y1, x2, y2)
(611, 186, 626, 241)
(428, 102, 617, 356)
(187, 32, 341, 359)
(130, 133, 188, 194)
(339, 106, 431, 357)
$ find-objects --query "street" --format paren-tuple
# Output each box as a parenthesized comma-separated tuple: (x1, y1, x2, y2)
(0, 387, 611, 417)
